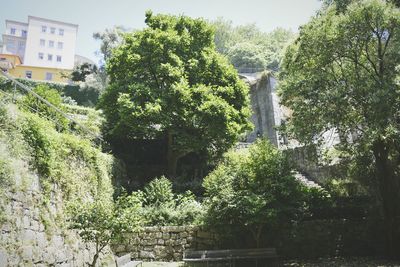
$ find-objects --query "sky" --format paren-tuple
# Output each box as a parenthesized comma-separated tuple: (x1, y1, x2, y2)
(0, 0, 322, 64)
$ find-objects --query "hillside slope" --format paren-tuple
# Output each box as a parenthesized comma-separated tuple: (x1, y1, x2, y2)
(0, 99, 116, 266)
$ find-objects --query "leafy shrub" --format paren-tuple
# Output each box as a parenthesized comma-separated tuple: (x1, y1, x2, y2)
(139, 176, 204, 226)
(13, 78, 99, 107)
(21, 84, 69, 131)
(203, 139, 317, 247)
(143, 176, 174, 206)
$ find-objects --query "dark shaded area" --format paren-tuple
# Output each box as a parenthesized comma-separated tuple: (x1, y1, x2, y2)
(107, 136, 210, 194)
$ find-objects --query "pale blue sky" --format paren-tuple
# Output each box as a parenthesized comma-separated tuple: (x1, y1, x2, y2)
(0, 0, 321, 64)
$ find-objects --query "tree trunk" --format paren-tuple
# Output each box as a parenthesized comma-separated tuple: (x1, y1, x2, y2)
(373, 140, 400, 259)
(166, 131, 184, 177)
(89, 252, 99, 267)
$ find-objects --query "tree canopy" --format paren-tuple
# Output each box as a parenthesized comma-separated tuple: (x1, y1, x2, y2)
(211, 18, 294, 71)
(279, 0, 400, 257)
(99, 11, 252, 176)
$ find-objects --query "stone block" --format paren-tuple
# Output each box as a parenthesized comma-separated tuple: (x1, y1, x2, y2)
(31, 219, 40, 231)
(145, 226, 159, 232)
(22, 215, 30, 229)
(55, 250, 68, 263)
(36, 232, 48, 248)
(22, 229, 35, 243)
(155, 232, 162, 239)
(139, 250, 154, 259)
(43, 247, 56, 264)
(180, 232, 188, 238)
(19, 245, 33, 261)
(52, 235, 64, 248)
(162, 232, 170, 239)
(0, 249, 8, 267)
(157, 239, 165, 245)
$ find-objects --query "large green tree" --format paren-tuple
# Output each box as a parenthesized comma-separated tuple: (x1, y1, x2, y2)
(99, 12, 251, 176)
(279, 0, 400, 257)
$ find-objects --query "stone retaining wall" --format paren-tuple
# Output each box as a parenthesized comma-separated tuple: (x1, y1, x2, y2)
(114, 226, 216, 261)
(0, 175, 114, 267)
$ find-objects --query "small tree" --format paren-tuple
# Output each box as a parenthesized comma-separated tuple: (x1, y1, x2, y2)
(68, 195, 142, 267)
(203, 140, 310, 248)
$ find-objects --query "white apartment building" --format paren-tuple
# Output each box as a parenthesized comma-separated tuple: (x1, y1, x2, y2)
(2, 16, 78, 70)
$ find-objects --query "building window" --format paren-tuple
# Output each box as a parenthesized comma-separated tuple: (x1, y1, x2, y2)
(57, 42, 63, 49)
(6, 40, 15, 49)
(25, 71, 32, 79)
(10, 28, 16, 35)
(50, 27, 56, 34)
(38, 53, 44, 60)
(58, 29, 64, 36)
(18, 41, 25, 48)
(49, 40, 54, 48)
(45, 72, 53, 81)
(42, 26, 47, 33)
(48, 54, 53, 61)
(22, 30, 27, 38)
(40, 39, 45, 46)
(56, 55, 62, 62)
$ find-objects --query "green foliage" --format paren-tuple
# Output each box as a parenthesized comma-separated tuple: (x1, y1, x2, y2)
(203, 139, 316, 247)
(138, 176, 204, 226)
(68, 194, 142, 267)
(211, 18, 295, 71)
(279, 0, 400, 256)
(143, 176, 174, 206)
(100, 11, 251, 176)
(71, 63, 98, 82)
(21, 84, 69, 131)
(7, 78, 100, 107)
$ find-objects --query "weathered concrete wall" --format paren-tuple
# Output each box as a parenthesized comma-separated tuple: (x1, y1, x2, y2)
(0, 171, 114, 267)
(241, 72, 283, 146)
(114, 226, 216, 262)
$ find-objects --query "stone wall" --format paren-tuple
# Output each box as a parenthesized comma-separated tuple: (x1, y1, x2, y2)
(0, 171, 114, 267)
(114, 226, 216, 261)
(278, 218, 385, 259)
(114, 218, 384, 262)
(284, 146, 344, 184)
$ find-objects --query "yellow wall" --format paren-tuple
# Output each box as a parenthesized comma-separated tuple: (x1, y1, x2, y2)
(9, 65, 71, 83)
(0, 54, 22, 66)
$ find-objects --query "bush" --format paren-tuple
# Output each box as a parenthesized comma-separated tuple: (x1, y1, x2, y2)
(203, 139, 316, 248)
(21, 84, 69, 131)
(9, 78, 100, 107)
(139, 176, 204, 226)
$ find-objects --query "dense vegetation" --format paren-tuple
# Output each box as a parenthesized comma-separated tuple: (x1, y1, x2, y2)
(211, 18, 294, 71)
(279, 0, 400, 258)
(203, 140, 329, 248)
